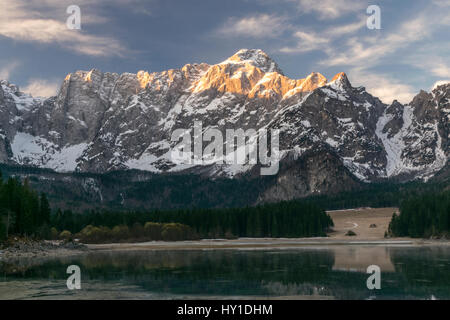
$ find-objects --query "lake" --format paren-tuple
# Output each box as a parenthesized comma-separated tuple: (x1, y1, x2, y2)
(1, 245, 449, 300)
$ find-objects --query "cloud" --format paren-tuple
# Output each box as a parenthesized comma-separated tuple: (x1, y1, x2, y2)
(0, 61, 21, 80)
(432, 0, 450, 6)
(326, 17, 366, 36)
(292, 0, 366, 19)
(323, 15, 432, 68)
(272, 8, 430, 103)
(306, 7, 449, 102)
(426, 60, 450, 78)
(256, 2, 446, 102)
(349, 68, 416, 104)
(279, 17, 366, 53)
(274, 13, 419, 103)
(280, 31, 329, 53)
(369, 82, 416, 104)
(22, 79, 60, 97)
(323, 15, 431, 103)
(0, 19, 127, 57)
(216, 14, 289, 38)
(392, 49, 450, 84)
(0, 0, 128, 57)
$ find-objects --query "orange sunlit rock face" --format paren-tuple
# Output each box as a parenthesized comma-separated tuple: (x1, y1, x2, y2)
(136, 69, 183, 90)
(181, 63, 210, 82)
(130, 50, 344, 100)
(84, 70, 94, 82)
(192, 63, 265, 94)
(331, 72, 348, 82)
(248, 72, 304, 99)
(65, 50, 346, 101)
(191, 60, 330, 100)
(137, 70, 151, 89)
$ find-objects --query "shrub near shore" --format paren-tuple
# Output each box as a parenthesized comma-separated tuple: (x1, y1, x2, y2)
(75, 222, 199, 244)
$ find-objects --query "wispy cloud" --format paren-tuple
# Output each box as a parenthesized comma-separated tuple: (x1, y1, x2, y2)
(279, 17, 366, 53)
(427, 61, 450, 78)
(304, 7, 448, 102)
(326, 17, 367, 36)
(0, 61, 21, 80)
(268, 0, 450, 103)
(291, 0, 366, 19)
(280, 31, 329, 53)
(321, 15, 433, 68)
(22, 78, 60, 97)
(408, 56, 450, 78)
(432, 0, 450, 6)
(0, 0, 129, 57)
(216, 14, 289, 38)
(349, 68, 417, 104)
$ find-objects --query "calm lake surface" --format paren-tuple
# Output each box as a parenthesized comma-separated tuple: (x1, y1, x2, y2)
(1, 245, 449, 300)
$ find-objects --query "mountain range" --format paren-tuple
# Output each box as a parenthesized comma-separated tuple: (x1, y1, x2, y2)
(0, 49, 448, 207)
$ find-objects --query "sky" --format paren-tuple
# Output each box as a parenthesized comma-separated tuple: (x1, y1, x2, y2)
(0, 0, 449, 103)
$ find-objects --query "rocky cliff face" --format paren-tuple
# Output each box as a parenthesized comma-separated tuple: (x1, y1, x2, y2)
(0, 49, 448, 200)
(376, 84, 449, 180)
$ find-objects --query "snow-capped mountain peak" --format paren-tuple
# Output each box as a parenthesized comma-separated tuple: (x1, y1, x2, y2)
(0, 50, 448, 192)
(220, 48, 283, 74)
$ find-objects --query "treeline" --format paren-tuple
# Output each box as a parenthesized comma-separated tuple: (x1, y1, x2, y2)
(1, 170, 333, 242)
(0, 163, 273, 211)
(388, 190, 450, 238)
(52, 201, 333, 240)
(0, 172, 51, 240)
(1, 163, 447, 212)
(303, 181, 447, 210)
(74, 223, 199, 243)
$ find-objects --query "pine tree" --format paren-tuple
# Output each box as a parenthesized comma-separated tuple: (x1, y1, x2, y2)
(39, 193, 51, 225)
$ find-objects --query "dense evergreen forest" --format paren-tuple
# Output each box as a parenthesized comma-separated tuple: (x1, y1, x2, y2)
(2, 168, 449, 242)
(0, 163, 447, 212)
(388, 190, 450, 238)
(302, 181, 447, 210)
(0, 172, 51, 241)
(52, 201, 334, 242)
(0, 170, 333, 242)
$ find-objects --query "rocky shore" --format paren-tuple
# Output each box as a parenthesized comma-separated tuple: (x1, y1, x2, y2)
(0, 239, 88, 261)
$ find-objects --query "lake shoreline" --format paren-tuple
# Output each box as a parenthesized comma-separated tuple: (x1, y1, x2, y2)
(86, 207, 450, 251)
(0, 240, 88, 262)
(2, 207, 449, 261)
(86, 237, 450, 252)
(1, 237, 450, 263)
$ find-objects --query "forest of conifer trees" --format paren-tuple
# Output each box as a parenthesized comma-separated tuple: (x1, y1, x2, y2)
(0, 170, 333, 242)
(0, 171, 51, 240)
(51, 201, 334, 242)
(388, 190, 450, 238)
(2, 169, 448, 243)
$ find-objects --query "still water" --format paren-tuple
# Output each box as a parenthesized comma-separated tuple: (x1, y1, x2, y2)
(1, 246, 449, 300)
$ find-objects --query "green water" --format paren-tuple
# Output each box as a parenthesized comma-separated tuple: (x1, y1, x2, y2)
(1, 246, 449, 300)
